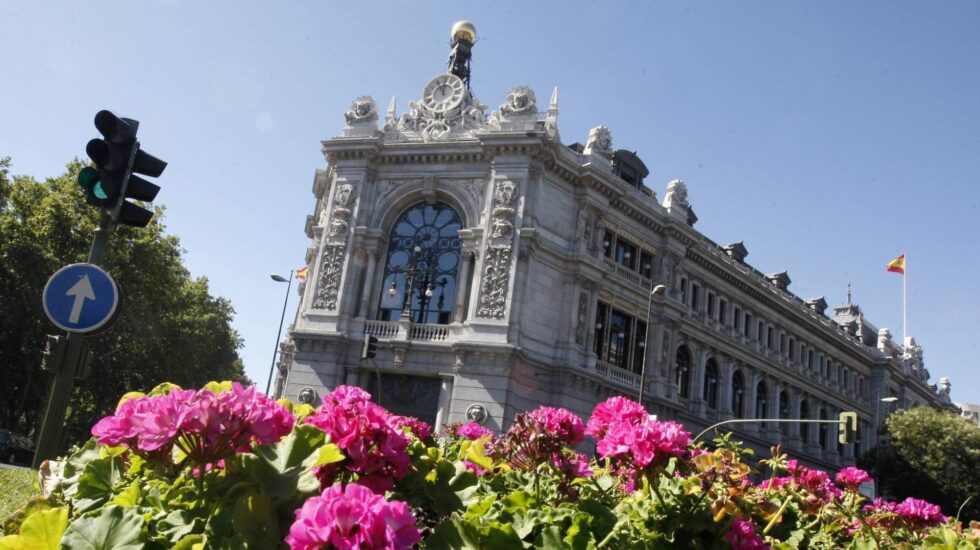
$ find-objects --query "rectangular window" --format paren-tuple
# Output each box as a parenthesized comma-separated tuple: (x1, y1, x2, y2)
(594, 302, 608, 356)
(680, 278, 688, 303)
(691, 285, 700, 310)
(734, 307, 742, 331)
(603, 231, 614, 258)
(719, 300, 727, 324)
(640, 251, 654, 279)
(609, 309, 631, 368)
(632, 320, 647, 374)
(767, 327, 773, 349)
(707, 294, 715, 317)
(615, 239, 637, 270)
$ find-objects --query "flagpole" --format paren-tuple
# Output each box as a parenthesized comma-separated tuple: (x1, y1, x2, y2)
(903, 252, 908, 345)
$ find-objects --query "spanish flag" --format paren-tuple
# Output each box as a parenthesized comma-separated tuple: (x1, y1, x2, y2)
(886, 255, 905, 274)
(296, 266, 309, 280)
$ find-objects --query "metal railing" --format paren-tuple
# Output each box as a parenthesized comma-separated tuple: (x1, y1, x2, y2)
(595, 359, 641, 389)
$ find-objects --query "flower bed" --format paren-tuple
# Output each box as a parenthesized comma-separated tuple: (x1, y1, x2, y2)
(1, 381, 976, 548)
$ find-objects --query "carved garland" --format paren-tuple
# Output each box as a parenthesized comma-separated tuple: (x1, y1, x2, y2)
(476, 179, 518, 319)
(313, 182, 357, 310)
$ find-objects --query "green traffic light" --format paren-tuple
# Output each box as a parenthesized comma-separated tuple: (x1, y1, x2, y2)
(78, 166, 109, 201)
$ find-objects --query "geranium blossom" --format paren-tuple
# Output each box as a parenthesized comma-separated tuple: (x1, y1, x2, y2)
(305, 386, 410, 493)
(594, 416, 690, 472)
(835, 466, 872, 492)
(724, 518, 770, 550)
(895, 497, 947, 530)
(91, 382, 294, 467)
(585, 396, 649, 439)
(525, 406, 585, 446)
(285, 483, 419, 550)
(389, 415, 432, 441)
(456, 422, 494, 440)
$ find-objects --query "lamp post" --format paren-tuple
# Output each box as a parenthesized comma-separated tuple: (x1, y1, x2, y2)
(391, 239, 448, 324)
(266, 271, 293, 396)
(637, 284, 667, 407)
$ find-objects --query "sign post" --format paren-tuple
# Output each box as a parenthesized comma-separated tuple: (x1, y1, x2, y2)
(32, 214, 115, 468)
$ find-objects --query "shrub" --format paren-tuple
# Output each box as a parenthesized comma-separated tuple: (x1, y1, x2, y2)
(1, 386, 976, 548)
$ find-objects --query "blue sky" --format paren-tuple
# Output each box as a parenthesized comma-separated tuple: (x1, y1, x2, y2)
(3, 1, 979, 403)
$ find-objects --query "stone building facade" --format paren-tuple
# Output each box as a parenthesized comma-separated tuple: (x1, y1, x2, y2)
(276, 28, 950, 472)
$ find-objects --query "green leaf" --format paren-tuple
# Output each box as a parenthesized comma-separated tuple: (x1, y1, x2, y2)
(60, 506, 145, 550)
(72, 457, 123, 514)
(241, 424, 326, 500)
(157, 510, 204, 545)
(171, 535, 205, 550)
(311, 443, 345, 467)
(60, 440, 102, 499)
(231, 493, 278, 548)
(109, 482, 139, 508)
(536, 525, 566, 550)
(463, 438, 494, 471)
(0, 507, 68, 550)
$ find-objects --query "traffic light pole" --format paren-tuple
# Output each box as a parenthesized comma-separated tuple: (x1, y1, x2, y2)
(692, 417, 852, 445)
(32, 212, 114, 468)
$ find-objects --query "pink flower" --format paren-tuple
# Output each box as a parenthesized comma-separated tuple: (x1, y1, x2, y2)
(895, 497, 947, 530)
(91, 382, 295, 467)
(595, 418, 690, 472)
(389, 415, 432, 441)
(285, 483, 419, 550)
(456, 422, 494, 440)
(724, 518, 770, 550)
(835, 466, 872, 492)
(526, 406, 585, 446)
(586, 396, 649, 439)
(552, 451, 593, 478)
(305, 386, 410, 493)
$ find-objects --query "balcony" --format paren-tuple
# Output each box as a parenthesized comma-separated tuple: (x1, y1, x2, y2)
(363, 320, 451, 342)
(595, 359, 641, 389)
(603, 258, 653, 290)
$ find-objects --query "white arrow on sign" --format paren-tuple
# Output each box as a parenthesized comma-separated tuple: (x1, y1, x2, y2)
(66, 274, 96, 324)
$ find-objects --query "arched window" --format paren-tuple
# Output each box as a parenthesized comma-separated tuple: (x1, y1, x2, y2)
(675, 346, 691, 399)
(800, 401, 810, 443)
(378, 202, 463, 323)
(731, 370, 745, 417)
(703, 359, 719, 409)
(755, 381, 768, 421)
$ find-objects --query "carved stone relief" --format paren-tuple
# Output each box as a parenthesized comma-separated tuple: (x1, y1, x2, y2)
(312, 182, 358, 310)
(344, 96, 378, 126)
(476, 178, 519, 319)
(583, 125, 613, 157)
(575, 290, 589, 345)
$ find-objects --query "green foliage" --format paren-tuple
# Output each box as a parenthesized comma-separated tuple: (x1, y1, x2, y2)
(0, 157, 246, 452)
(0, 507, 67, 550)
(859, 406, 980, 521)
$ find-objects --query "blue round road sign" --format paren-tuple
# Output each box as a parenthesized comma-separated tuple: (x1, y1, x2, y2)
(43, 263, 119, 333)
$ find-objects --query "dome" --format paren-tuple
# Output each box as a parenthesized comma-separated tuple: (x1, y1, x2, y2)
(451, 21, 476, 43)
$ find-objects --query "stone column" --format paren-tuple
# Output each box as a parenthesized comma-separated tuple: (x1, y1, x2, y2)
(788, 392, 803, 451)
(767, 380, 782, 442)
(690, 345, 707, 416)
(357, 250, 379, 319)
(452, 250, 474, 323)
(744, 371, 759, 434)
(434, 374, 455, 435)
(718, 358, 734, 420)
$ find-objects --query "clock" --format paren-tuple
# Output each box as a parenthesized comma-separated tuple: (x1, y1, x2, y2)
(422, 74, 465, 114)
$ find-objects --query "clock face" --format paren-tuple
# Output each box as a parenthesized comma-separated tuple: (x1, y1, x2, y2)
(422, 74, 465, 114)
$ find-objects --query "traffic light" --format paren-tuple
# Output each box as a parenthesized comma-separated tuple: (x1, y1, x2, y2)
(80, 110, 166, 227)
(361, 334, 379, 360)
(838, 411, 857, 444)
(40, 334, 66, 373)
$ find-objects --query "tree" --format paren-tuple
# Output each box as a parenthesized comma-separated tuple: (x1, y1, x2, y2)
(0, 157, 248, 453)
(858, 406, 980, 521)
